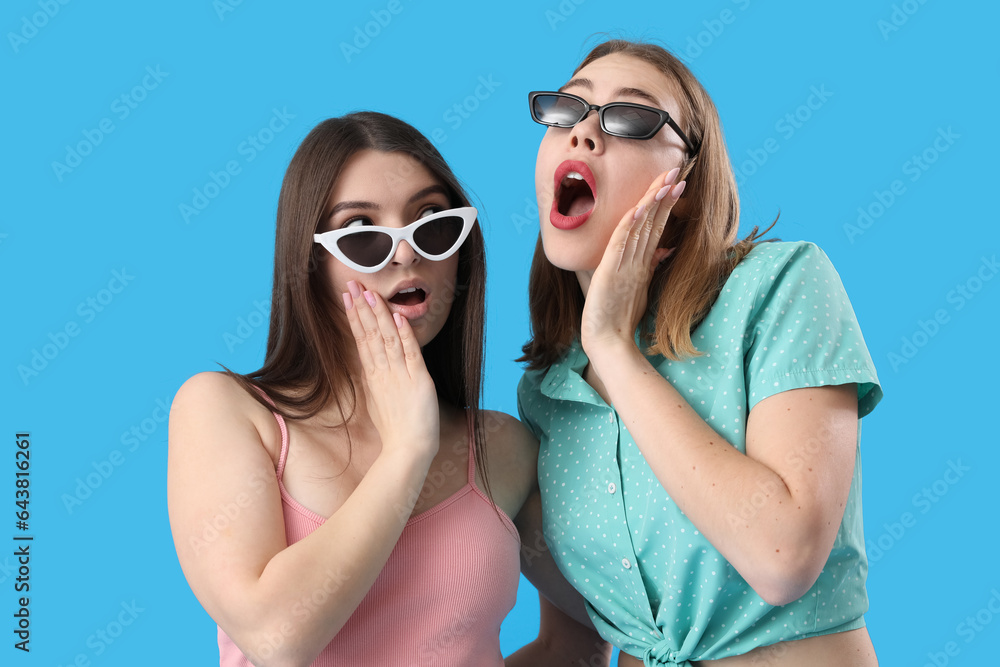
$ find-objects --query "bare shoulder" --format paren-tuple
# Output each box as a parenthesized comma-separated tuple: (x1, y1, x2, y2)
(173, 370, 257, 412)
(170, 371, 282, 467)
(479, 410, 538, 518)
(167, 371, 292, 629)
(481, 410, 538, 470)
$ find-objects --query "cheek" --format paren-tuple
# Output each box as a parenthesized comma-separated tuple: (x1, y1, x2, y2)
(603, 149, 684, 216)
(425, 255, 461, 319)
(325, 259, 361, 301)
(440, 253, 458, 285)
(534, 167, 547, 205)
(325, 261, 344, 292)
(438, 256, 460, 296)
(607, 170, 651, 215)
(534, 135, 558, 199)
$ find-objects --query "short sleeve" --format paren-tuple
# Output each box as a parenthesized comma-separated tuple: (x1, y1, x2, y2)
(743, 242, 882, 417)
(516, 372, 544, 441)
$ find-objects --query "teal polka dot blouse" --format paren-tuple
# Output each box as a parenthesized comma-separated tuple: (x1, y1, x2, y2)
(517, 242, 882, 666)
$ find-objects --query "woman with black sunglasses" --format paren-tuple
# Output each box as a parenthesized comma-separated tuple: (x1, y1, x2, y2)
(167, 112, 609, 666)
(516, 40, 882, 666)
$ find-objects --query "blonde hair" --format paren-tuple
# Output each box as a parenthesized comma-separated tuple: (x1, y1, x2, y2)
(519, 39, 773, 370)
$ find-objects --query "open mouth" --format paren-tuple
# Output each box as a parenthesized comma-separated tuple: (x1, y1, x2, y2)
(388, 286, 426, 307)
(556, 171, 596, 217)
(550, 161, 597, 230)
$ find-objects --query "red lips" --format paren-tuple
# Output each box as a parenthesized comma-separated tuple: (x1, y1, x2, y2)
(550, 160, 597, 230)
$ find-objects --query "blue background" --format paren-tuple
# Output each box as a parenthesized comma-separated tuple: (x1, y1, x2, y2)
(3, 0, 998, 664)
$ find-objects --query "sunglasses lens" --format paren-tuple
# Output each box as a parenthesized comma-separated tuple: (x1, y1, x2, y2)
(336, 230, 393, 268)
(533, 94, 586, 126)
(413, 215, 465, 256)
(604, 106, 662, 138)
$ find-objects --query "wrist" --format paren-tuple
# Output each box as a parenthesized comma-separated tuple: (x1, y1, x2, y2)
(377, 439, 437, 472)
(583, 334, 641, 371)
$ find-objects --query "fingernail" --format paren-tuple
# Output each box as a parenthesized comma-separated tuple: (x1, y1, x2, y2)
(655, 185, 671, 202)
(672, 180, 687, 198)
(633, 203, 647, 220)
(665, 167, 680, 185)
(393, 313, 403, 328)
(342, 293, 353, 310)
(363, 290, 377, 307)
(348, 281, 362, 298)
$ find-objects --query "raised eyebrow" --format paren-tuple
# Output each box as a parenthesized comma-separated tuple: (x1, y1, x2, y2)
(329, 200, 378, 216)
(557, 80, 661, 107)
(558, 77, 592, 93)
(324, 185, 450, 229)
(407, 184, 450, 205)
(613, 87, 660, 107)
(327, 184, 447, 218)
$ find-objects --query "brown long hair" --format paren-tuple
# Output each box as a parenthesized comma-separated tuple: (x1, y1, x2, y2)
(520, 39, 774, 370)
(225, 112, 490, 491)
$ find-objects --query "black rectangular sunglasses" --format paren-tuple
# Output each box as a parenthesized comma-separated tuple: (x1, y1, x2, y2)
(528, 90, 699, 156)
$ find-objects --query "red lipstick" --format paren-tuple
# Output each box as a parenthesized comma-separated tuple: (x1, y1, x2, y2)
(550, 160, 597, 230)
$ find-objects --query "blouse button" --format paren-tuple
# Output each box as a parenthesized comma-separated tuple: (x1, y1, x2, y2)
(622, 558, 632, 569)
(607, 482, 616, 494)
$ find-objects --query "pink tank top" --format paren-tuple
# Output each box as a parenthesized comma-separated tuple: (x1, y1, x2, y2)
(218, 405, 521, 666)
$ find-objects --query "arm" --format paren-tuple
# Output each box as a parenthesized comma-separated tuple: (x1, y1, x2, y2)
(586, 342, 858, 606)
(579, 171, 859, 606)
(505, 594, 612, 667)
(167, 286, 438, 666)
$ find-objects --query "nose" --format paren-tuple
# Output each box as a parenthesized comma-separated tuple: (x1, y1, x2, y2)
(390, 239, 420, 267)
(567, 108, 604, 153)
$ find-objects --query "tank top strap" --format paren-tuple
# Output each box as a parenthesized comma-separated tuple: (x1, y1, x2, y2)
(465, 409, 476, 485)
(251, 385, 290, 480)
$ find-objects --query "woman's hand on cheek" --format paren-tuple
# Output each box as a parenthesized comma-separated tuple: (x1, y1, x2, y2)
(580, 167, 685, 358)
(343, 279, 440, 463)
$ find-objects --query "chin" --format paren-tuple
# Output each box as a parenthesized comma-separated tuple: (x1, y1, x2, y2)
(414, 317, 450, 349)
(539, 224, 606, 276)
(540, 242, 600, 274)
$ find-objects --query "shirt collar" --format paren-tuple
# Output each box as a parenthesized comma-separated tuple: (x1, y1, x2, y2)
(538, 315, 663, 407)
(539, 339, 607, 407)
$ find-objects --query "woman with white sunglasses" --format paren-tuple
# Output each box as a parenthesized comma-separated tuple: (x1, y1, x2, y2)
(517, 40, 882, 666)
(167, 112, 608, 666)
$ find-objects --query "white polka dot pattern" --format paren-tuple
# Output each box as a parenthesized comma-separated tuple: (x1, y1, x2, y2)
(516, 242, 881, 665)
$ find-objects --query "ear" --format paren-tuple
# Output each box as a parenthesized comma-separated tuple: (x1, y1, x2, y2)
(308, 245, 328, 275)
(657, 205, 689, 251)
(672, 192, 691, 219)
(670, 158, 698, 219)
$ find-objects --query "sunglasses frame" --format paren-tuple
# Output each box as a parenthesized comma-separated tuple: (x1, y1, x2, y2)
(528, 90, 700, 156)
(313, 206, 477, 273)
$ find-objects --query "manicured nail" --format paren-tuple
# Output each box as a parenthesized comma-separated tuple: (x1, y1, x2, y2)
(342, 293, 353, 310)
(633, 203, 647, 220)
(655, 185, 671, 202)
(665, 167, 680, 185)
(672, 180, 687, 198)
(347, 280, 362, 298)
(393, 313, 403, 328)
(363, 290, 377, 307)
